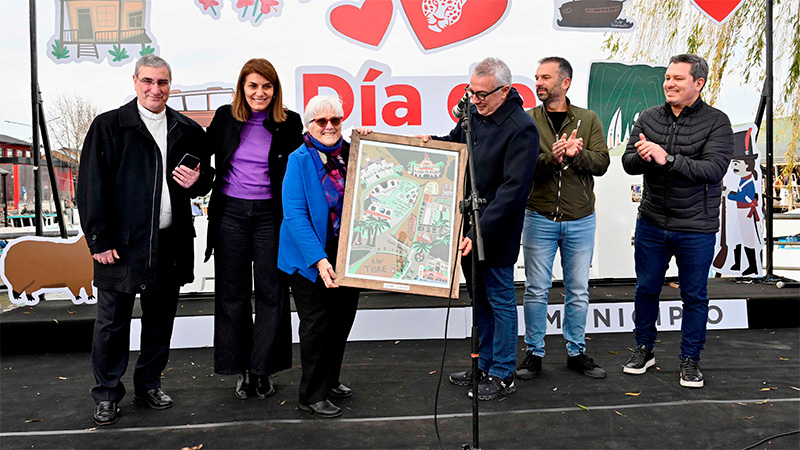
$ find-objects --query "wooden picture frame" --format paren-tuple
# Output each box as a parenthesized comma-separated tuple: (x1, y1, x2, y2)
(335, 132, 467, 298)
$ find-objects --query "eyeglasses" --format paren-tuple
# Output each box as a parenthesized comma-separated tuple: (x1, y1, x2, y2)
(465, 84, 505, 101)
(137, 77, 171, 87)
(311, 117, 343, 127)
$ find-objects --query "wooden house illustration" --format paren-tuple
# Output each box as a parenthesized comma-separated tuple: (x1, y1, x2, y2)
(57, 0, 152, 58)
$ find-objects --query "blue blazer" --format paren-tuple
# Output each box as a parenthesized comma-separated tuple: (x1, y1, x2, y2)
(278, 143, 331, 282)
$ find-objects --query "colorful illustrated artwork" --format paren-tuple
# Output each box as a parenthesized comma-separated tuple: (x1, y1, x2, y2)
(691, 0, 745, 25)
(587, 60, 666, 152)
(335, 132, 466, 298)
(193, 0, 283, 24)
(552, 0, 636, 32)
(327, 0, 510, 51)
(0, 234, 96, 306)
(713, 124, 764, 277)
(47, 0, 159, 66)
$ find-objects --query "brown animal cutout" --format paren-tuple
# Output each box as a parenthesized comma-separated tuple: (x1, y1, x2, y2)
(0, 234, 96, 306)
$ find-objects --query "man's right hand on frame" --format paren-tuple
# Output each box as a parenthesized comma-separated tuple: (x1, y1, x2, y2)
(93, 249, 120, 265)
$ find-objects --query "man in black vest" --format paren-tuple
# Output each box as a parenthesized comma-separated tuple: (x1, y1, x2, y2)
(78, 55, 213, 425)
(621, 53, 733, 388)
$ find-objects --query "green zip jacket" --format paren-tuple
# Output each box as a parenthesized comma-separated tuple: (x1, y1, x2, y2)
(525, 100, 610, 221)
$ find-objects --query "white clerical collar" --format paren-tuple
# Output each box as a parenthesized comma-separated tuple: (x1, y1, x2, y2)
(137, 102, 166, 121)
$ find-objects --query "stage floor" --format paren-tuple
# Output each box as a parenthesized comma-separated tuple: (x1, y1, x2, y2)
(1, 329, 798, 449)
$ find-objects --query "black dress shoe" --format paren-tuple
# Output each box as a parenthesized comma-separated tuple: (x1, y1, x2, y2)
(94, 401, 119, 426)
(235, 371, 256, 400)
(134, 387, 173, 409)
(328, 383, 352, 399)
(256, 375, 276, 399)
(298, 399, 342, 418)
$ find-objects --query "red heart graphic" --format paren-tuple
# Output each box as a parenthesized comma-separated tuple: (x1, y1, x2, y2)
(400, 0, 508, 50)
(328, 0, 395, 48)
(691, 0, 744, 24)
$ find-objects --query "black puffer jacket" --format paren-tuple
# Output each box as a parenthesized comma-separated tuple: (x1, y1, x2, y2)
(622, 98, 733, 233)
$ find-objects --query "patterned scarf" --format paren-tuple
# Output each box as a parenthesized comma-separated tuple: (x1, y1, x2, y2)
(304, 133, 347, 238)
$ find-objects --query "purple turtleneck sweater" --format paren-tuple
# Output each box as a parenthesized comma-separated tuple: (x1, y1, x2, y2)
(221, 110, 273, 199)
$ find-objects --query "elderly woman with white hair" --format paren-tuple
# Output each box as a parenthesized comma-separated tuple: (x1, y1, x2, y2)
(278, 95, 370, 418)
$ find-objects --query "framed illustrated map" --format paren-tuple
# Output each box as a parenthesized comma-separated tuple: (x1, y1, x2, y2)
(335, 132, 467, 298)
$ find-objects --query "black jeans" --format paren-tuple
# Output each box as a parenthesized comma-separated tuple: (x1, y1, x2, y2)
(91, 228, 179, 404)
(290, 273, 359, 404)
(213, 195, 292, 376)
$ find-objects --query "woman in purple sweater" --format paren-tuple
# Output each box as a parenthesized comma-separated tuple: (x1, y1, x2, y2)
(205, 58, 303, 399)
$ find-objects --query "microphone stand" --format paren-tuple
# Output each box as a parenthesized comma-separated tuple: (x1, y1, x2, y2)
(459, 102, 486, 450)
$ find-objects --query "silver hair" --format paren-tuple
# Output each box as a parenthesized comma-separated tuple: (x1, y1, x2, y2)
(303, 95, 344, 125)
(472, 57, 512, 88)
(134, 54, 172, 80)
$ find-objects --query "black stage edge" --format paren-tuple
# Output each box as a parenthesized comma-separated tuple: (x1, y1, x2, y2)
(0, 330, 798, 449)
(1, 277, 798, 355)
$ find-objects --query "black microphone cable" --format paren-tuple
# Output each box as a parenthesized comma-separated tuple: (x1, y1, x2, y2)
(434, 216, 466, 450)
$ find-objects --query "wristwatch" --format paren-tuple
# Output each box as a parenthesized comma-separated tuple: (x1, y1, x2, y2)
(665, 154, 675, 167)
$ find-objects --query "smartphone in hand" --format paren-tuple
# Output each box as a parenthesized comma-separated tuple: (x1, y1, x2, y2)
(178, 153, 201, 170)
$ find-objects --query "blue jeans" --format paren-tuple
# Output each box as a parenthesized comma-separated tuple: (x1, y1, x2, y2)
(522, 211, 595, 357)
(463, 259, 517, 379)
(633, 217, 715, 361)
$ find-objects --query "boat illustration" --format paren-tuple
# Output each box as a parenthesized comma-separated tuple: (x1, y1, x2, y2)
(557, 0, 634, 28)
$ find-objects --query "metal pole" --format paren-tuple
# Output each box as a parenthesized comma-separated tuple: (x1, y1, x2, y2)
(765, 0, 774, 277)
(37, 91, 68, 238)
(29, 0, 43, 236)
(2, 173, 8, 227)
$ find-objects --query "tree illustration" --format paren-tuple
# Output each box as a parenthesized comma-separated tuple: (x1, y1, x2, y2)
(412, 240, 433, 254)
(364, 217, 391, 246)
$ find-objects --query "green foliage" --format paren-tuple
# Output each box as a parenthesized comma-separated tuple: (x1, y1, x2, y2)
(139, 45, 155, 57)
(51, 40, 69, 59)
(108, 44, 129, 62)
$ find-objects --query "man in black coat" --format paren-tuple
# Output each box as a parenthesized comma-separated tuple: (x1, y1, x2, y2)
(77, 55, 213, 425)
(621, 53, 733, 388)
(422, 57, 540, 400)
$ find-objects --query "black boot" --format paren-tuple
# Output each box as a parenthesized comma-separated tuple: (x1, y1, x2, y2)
(730, 244, 742, 271)
(235, 371, 256, 399)
(742, 247, 759, 276)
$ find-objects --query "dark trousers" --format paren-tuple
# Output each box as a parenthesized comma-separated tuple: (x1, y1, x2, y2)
(91, 229, 179, 404)
(290, 273, 359, 404)
(633, 217, 716, 361)
(213, 195, 292, 376)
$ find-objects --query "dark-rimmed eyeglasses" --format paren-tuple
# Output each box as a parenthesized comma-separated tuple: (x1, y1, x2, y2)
(137, 77, 171, 87)
(465, 84, 505, 101)
(311, 117, 343, 127)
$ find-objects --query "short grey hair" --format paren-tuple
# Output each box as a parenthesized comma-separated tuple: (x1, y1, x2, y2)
(472, 57, 512, 88)
(134, 54, 172, 80)
(303, 95, 344, 125)
(668, 53, 709, 83)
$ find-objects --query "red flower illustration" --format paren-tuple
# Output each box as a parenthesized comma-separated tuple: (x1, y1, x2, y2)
(198, 0, 219, 10)
(260, 0, 280, 14)
(237, 0, 255, 7)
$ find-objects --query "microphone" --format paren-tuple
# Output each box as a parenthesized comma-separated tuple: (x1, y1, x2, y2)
(452, 92, 470, 119)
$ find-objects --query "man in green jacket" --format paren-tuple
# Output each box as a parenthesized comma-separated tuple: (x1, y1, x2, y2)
(515, 57, 610, 381)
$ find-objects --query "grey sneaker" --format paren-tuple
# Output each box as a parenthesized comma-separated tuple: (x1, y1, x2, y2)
(515, 351, 543, 380)
(468, 375, 516, 400)
(679, 358, 704, 388)
(623, 345, 656, 375)
(449, 368, 487, 386)
(567, 352, 607, 379)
